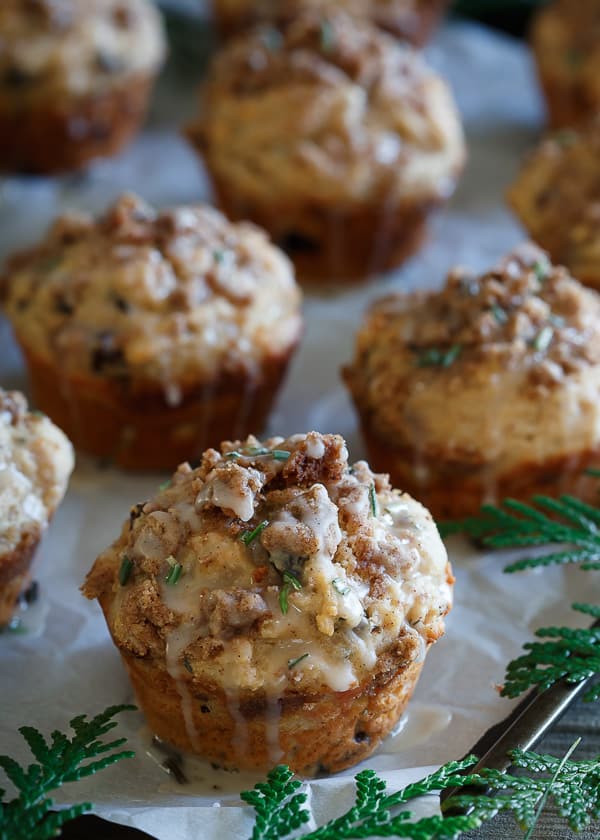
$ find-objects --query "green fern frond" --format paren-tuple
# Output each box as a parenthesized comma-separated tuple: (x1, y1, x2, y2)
(0, 705, 135, 840)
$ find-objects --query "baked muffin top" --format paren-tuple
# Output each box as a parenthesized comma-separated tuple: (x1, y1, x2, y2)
(0, 0, 166, 99)
(83, 431, 451, 693)
(344, 244, 600, 468)
(215, 0, 442, 39)
(1, 194, 302, 390)
(191, 12, 465, 205)
(532, 0, 600, 106)
(508, 123, 600, 283)
(0, 389, 74, 555)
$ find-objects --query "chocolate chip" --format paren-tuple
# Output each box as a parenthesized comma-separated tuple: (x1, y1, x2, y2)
(55, 296, 74, 315)
(278, 231, 320, 255)
(91, 332, 125, 373)
(22, 580, 39, 605)
(354, 731, 369, 743)
(111, 293, 130, 313)
(3, 66, 33, 88)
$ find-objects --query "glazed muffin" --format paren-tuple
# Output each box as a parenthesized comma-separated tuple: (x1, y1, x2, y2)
(212, 0, 449, 46)
(83, 431, 452, 775)
(188, 13, 465, 284)
(0, 0, 166, 174)
(0, 194, 302, 471)
(531, 0, 600, 128)
(0, 389, 74, 625)
(343, 243, 600, 520)
(508, 122, 600, 291)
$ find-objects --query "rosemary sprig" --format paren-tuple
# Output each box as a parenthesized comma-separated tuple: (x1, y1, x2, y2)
(331, 578, 350, 596)
(279, 570, 302, 615)
(531, 326, 553, 353)
(288, 653, 309, 669)
(241, 520, 269, 546)
(0, 705, 135, 840)
(118, 556, 133, 586)
(416, 344, 462, 368)
(491, 303, 508, 324)
(368, 483, 378, 517)
(165, 562, 183, 586)
(226, 448, 289, 462)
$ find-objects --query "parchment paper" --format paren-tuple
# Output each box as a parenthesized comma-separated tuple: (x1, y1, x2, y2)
(0, 18, 593, 838)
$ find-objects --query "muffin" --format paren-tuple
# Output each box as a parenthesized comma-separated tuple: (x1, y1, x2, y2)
(531, 0, 600, 128)
(83, 431, 453, 775)
(0, 194, 303, 471)
(343, 243, 600, 520)
(0, 389, 74, 625)
(212, 0, 450, 46)
(0, 0, 166, 174)
(508, 122, 600, 291)
(187, 12, 466, 284)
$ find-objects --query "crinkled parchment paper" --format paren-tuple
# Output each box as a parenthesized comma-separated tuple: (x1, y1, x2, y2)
(0, 18, 592, 838)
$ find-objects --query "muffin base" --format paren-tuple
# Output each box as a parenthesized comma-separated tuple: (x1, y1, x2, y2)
(213, 0, 449, 46)
(534, 70, 593, 130)
(208, 177, 435, 284)
(117, 638, 426, 776)
(0, 530, 39, 626)
(359, 422, 600, 520)
(0, 74, 155, 175)
(20, 345, 298, 470)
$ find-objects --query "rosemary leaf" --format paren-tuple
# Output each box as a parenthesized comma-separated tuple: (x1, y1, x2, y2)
(165, 562, 183, 586)
(241, 520, 269, 546)
(417, 344, 462, 368)
(279, 570, 302, 615)
(118, 556, 133, 586)
(288, 653, 309, 669)
(369, 483, 378, 517)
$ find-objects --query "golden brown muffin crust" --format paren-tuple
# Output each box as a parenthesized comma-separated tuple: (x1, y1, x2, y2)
(344, 244, 600, 494)
(190, 12, 465, 208)
(1, 194, 302, 388)
(508, 122, 600, 289)
(532, 0, 600, 127)
(213, 0, 448, 43)
(0, 0, 166, 101)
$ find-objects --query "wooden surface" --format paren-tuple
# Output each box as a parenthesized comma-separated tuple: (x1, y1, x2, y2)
(466, 685, 600, 839)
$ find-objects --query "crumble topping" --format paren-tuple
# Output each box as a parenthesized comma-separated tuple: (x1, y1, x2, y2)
(1, 194, 302, 388)
(84, 431, 451, 692)
(0, 389, 74, 555)
(191, 12, 465, 205)
(344, 244, 600, 475)
(0, 0, 166, 98)
(509, 121, 600, 286)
